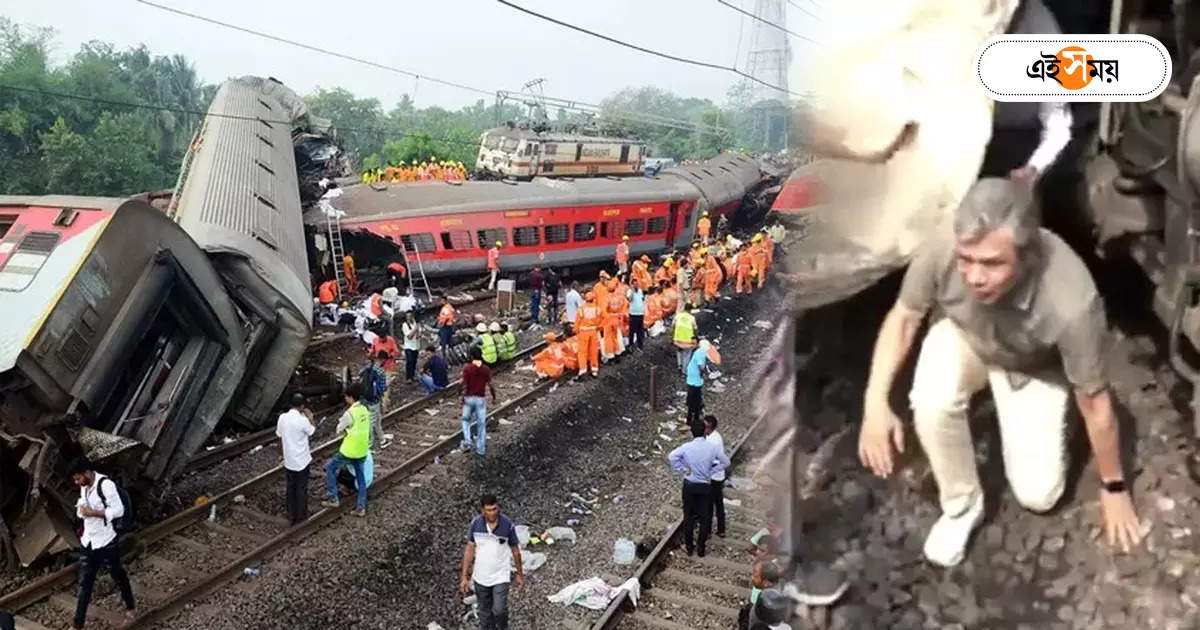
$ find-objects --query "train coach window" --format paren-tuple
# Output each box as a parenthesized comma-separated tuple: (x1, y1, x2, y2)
(441, 230, 473, 250)
(647, 217, 667, 234)
(573, 222, 597, 242)
(477, 228, 507, 249)
(502, 138, 520, 152)
(624, 218, 645, 236)
(600, 221, 622, 240)
(484, 135, 501, 150)
(401, 233, 437, 254)
(544, 224, 569, 244)
(513, 226, 540, 247)
(0, 214, 15, 239)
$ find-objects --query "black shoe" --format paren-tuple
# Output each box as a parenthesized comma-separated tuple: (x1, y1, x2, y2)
(686, 547, 695, 557)
(717, 531, 726, 538)
(698, 547, 707, 557)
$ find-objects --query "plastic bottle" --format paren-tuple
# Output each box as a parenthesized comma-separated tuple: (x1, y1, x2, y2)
(243, 567, 260, 577)
(613, 538, 635, 565)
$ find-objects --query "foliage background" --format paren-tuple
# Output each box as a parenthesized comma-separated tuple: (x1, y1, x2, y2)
(0, 18, 801, 197)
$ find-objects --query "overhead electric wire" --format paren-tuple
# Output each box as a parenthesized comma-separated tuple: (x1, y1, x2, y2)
(135, 0, 495, 97)
(0, 83, 483, 150)
(494, 0, 811, 99)
(785, 0, 823, 21)
(133, 0, 741, 136)
(717, 0, 823, 39)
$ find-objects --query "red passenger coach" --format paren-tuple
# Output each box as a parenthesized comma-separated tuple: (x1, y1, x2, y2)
(311, 153, 763, 277)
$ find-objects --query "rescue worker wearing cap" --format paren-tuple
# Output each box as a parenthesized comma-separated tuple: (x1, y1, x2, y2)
(343, 251, 359, 294)
(631, 254, 652, 291)
(437, 294, 457, 355)
(702, 251, 723, 303)
(476, 323, 499, 366)
(487, 241, 502, 290)
(673, 301, 698, 375)
(593, 271, 612, 317)
(749, 235, 768, 289)
(698, 211, 712, 244)
(735, 245, 754, 294)
(499, 323, 517, 362)
(574, 291, 602, 378)
(655, 258, 674, 287)
(533, 332, 566, 379)
(615, 235, 630, 275)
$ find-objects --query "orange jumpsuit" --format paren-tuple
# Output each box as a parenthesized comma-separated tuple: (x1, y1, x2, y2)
(646, 293, 664, 327)
(751, 243, 768, 288)
(574, 303, 602, 375)
(688, 263, 704, 306)
(593, 281, 610, 314)
(661, 286, 679, 314)
(437, 303, 456, 327)
(601, 291, 625, 360)
(631, 260, 652, 290)
(654, 266, 673, 287)
(697, 216, 711, 242)
(703, 257, 722, 301)
(533, 343, 566, 379)
(764, 234, 775, 268)
(615, 243, 630, 270)
(561, 336, 580, 372)
(318, 280, 337, 304)
(343, 254, 358, 293)
(736, 252, 753, 294)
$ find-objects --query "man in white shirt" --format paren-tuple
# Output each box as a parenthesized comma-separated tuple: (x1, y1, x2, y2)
(402, 311, 423, 381)
(460, 494, 524, 630)
(704, 415, 729, 538)
(277, 393, 316, 525)
(564, 282, 583, 336)
(69, 457, 135, 629)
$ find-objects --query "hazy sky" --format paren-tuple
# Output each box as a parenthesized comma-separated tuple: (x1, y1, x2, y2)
(5, 0, 823, 111)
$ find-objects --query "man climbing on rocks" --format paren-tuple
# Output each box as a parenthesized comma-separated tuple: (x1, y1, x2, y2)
(857, 177, 1142, 567)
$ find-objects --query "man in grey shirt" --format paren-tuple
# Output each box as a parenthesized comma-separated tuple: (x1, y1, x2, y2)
(857, 177, 1142, 567)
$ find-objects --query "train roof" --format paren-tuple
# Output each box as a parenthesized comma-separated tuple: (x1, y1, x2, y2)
(317, 175, 698, 225)
(0, 195, 125, 213)
(172, 77, 312, 323)
(482, 126, 643, 145)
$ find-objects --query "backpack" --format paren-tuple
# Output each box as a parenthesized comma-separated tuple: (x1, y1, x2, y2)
(96, 475, 134, 535)
(359, 364, 387, 401)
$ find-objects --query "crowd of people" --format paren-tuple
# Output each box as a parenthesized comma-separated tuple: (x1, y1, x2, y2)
(360, 159, 468, 184)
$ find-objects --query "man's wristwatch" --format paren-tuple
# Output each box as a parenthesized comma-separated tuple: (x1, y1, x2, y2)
(1102, 479, 1127, 494)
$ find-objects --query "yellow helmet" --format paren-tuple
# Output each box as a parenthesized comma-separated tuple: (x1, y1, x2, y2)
(622, 235, 629, 241)
(752, 233, 763, 242)
(702, 211, 709, 217)
(495, 240, 502, 247)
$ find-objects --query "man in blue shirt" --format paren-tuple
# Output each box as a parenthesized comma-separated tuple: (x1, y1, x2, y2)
(685, 339, 713, 429)
(418, 345, 449, 395)
(668, 422, 730, 557)
(628, 284, 646, 350)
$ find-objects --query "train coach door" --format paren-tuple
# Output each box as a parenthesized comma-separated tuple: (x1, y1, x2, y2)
(619, 144, 630, 164)
(666, 202, 681, 247)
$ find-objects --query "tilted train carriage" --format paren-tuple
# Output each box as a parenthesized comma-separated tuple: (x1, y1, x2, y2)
(318, 152, 764, 274)
(475, 124, 647, 179)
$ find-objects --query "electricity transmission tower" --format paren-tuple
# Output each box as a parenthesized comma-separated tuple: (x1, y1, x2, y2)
(737, 0, 791, 152)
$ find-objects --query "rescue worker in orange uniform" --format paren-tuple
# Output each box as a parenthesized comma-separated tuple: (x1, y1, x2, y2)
(645, 285, 664, 328)
(689, 254, 706, 307)
(437, 295, 457, 354)
(487, 241, 502, 290)
(631, 254, 652, 290)
(593, 271, 612, 315)
(386, 261, 408, 290)
(533, 332, 566, 379)
(697, 211, 712, 244)
(762, 228, 775, 272)
(343, 251, 359, 294)
(561, 335, 580, 373)
(750, 234, 768, 289)
(574, 291, 602, 378)
(654, 258, 674, 287)
(703, 252, 723, 303)
(318, 279, 338, 304)
(615, 235, 630, 275)
(601, 286, 625, 362)
(661, 281, 680, 315)
(735, 245, 754, 294)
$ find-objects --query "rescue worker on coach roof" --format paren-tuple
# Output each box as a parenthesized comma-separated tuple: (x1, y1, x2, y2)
(857, 178, 1142, 568)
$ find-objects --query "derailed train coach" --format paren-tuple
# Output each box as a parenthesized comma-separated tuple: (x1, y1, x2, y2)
(0, 76, 320, 567)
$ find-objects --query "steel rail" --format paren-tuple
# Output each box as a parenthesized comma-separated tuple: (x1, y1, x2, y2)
(589, 411, 768, 629)
(0, 341, 548, 614)
(126, 376, 559, 627)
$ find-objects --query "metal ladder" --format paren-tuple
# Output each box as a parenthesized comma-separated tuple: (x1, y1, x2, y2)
(326, 211, 347, 302)
(400, 238, 433, 301)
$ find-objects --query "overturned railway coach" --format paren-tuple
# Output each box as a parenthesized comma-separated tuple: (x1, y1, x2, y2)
(0, 76, 319, 567)
(315, 153, 764, 275)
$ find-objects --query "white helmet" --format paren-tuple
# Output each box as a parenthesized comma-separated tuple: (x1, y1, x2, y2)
(476, 323, 488, 333)
(489, 322, 502, 332)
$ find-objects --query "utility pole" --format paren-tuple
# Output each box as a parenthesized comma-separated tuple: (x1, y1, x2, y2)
(735, 0, 791, 152)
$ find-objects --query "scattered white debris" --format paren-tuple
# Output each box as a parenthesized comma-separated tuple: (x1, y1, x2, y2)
(708, 371, 723, 380)
(658, 433, 673, 442)
(427, 623, 445, 630)
(250, 445, 264, 454)
(233, 494, 245, 503)
(621, 416, 633, 423)
(205, 446, 216, 451)
(521, 548, 548, 572)
(545, 526, 577, 544)
(727, 477, 758, 492)
(223, 437, 235, 444)
(438, 434, 451, 441)
(724, 498, 742, 507)
(550, 382, 560, 393)
(753, 320, 773, 329)
(425, 408, 439, 416)
(517, 364, 537, 372)
(499, 419, 514, 425)
(676, 391, 686, 397)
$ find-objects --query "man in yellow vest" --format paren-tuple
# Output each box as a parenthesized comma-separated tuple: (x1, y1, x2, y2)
(321, 382, 371, 516)
(673, 301, 698, 376)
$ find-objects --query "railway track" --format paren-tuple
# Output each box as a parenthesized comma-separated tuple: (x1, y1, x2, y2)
(0, 341, 552, 629)
(592, 414, 769, 630)
(184, 337, 547, 473)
